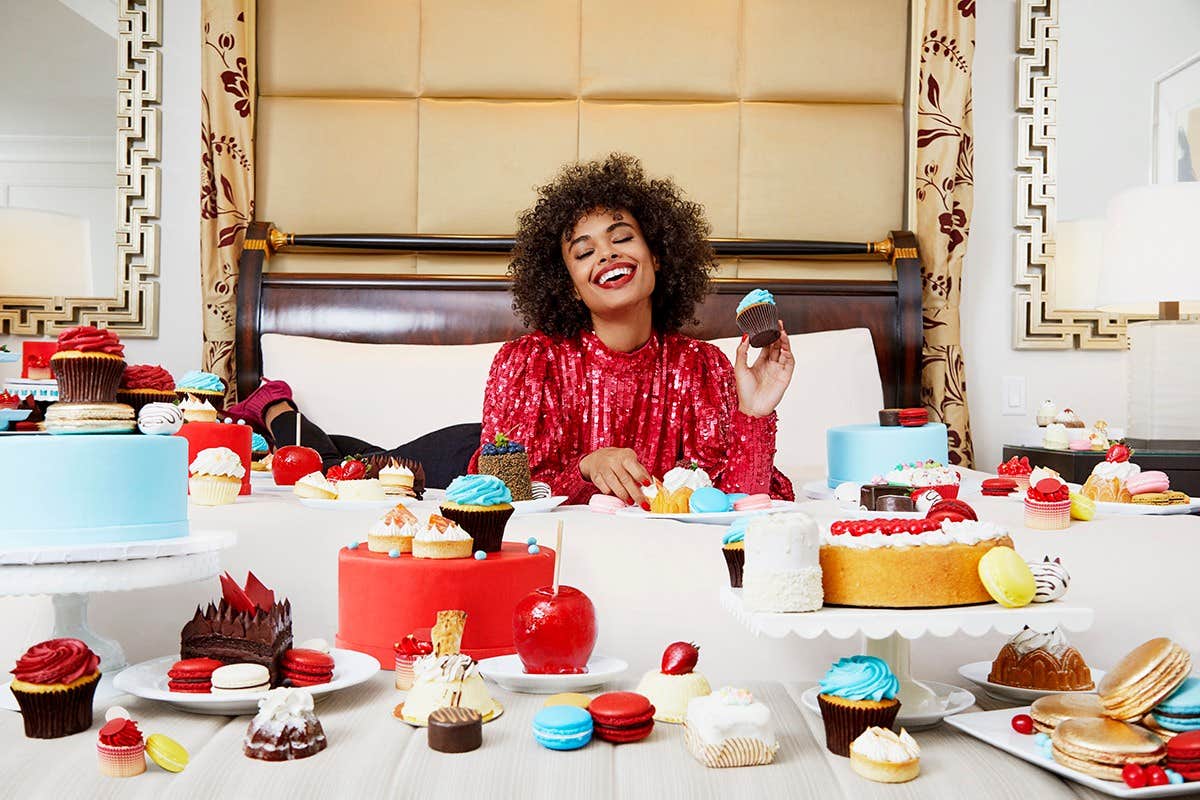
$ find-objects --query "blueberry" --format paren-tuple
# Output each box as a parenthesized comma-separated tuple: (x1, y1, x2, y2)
(512, 443, 525, 453)
(474, 550, 486, 560)
(528, 544, 541, 555)
(482, 444, 497, 456)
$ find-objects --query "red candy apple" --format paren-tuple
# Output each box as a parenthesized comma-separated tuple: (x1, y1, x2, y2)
(271, 445, 322, 486)
(512, 586, 597, 675)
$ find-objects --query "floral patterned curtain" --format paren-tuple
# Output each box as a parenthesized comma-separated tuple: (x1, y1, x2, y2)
(200, 0, 254, 403)
(915, 0, 975, 467)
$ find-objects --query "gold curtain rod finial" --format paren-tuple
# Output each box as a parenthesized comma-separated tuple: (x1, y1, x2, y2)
(267, 228, 293, 252)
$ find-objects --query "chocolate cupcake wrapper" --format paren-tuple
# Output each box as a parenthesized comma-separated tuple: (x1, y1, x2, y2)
(817, 694, 900, 757)
(735, 303, 780, 348)
(12, 674, 100, 739)
(438, 505, 515, 552)
(52, 355, 124, 404)
(116, 389, 177, 414)
(721, 547, 744, 588)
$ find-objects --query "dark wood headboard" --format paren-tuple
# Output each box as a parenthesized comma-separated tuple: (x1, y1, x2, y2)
(236, 223, 923, 408)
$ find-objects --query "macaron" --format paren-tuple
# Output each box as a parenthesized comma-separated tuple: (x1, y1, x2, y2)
(1166, 730, 1200, 780)
(1152, 677, 1200, 732)
(532, 705, 594, 751)
(281, 648, 335, 687)
(588, 494, 626, 514)
(210, 663, 270, 694)
(898, 407, 928, 427)
(428, 707, 483, 753)
(166, 657, 224, 693)
(878, 408, 901, 427)
(1098, 638, 1192, 721)
(689, 486, 730, 514)
(981, 477, 1017, 497)
(1050, 717, 1165, 781)
(588, 691, 655, 743)
(926, 498, 977, 523)
(1069, 492, 1095, 521)
(1126, 471, 1170, 496)
(145, 733, 189, 773)
(544, 692, 593, 709)
(732, 493, 771, 512)
(976, 546, 1036, 608)
(1030, 693, 1106, 734)
(725, 493, 749, 505)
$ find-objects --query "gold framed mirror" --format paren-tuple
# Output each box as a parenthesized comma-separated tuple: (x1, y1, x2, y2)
(0, 0, 160, 337)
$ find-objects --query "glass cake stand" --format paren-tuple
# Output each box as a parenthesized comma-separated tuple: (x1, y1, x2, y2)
(720, 586, 1095, 728)
(0, 531, 234, 711)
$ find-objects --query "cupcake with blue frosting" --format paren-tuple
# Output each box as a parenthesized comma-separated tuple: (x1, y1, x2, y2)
(735, 288, 780, 348)
(817, 655, 902, 756)
(721, 517, 748, 588)
(439, 474, 515, 552)
(176, 370, 226, 409)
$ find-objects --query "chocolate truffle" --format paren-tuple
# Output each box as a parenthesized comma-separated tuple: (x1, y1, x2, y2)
(878, 408, 901, 427)
(428, 707, 482, 753)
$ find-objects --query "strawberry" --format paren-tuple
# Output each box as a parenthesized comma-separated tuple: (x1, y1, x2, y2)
(1105, 443, 1131, 463)
(661, 641, 700, 675)
(341, 459, 366, 480)
(325, 464, 345, 482)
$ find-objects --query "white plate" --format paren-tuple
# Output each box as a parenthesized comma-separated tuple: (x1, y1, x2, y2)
(112, 649, 379, 715)
(800, 681, 975, 730)
(1092, 498, 1200, 516)
(802, 479, 834, 500)
(947, 707, 1200, 797)
(421, 489, 568, 516)
(957, 661, 1106, 703)
(615, 499, 795, 525)
(298, 497, 399, 511)
(476, 654, 628, 694)
(247, 472, 296, 492)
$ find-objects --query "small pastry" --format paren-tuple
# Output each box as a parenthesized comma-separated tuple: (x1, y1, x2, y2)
(280, 649, 335, 687)
(1028, 557, 1070, 602)
(1054, 408, 1086, 428)
(176, 369, 226, 407)
(367, 503, 419, 553)
(732, 492, 771, 511)
(588, 493, 626, 514)
(117, 364, 176, 411)
(429, 707, 483, 753)
(1069, 492, 1095, 521)
(1151, 677, 1200, 733)
(735, 288, 780, 348)
(179, 394, 218, 423)
(1050, 717, 1165, 781)
(532, 705, 593, 751)
(1126, 471, 1171, 497)
(1042, 423, 1070, 450)
(1131, 490, 1191, 506)
(635, 642, 711, 724)
(1036, 400, 1057, 427)
(588, 691, 656, 743)
(662, 462, 713, 492)
(394, 634, 434, 690)
(378, 459, 416, 497)
(684, 687, 779, 768)
(243, 688, 327, 761)
(166, 657, 224, 693)
(96, 716, 146, 777)
(477, 431, 533, 501)
(411, 514, 474, 559)
(1030, 693, 1107, 734)
(997, 456, 1033, 490)
(48, 325, 126, 403)
(649, 482, 693, 514)
(816, 656, 901, 757)
(438, 474, 514, 552)
(911, 488, 943, 512)
(334, 478, 386, 501)
(897, 407, 928, 427)
(988, 627, 1094, 691)
(401, 654, 500, 725)
(543, 693, 592, 709)
(849, 726, 920, 783)
(742, 511, 823, 613)
(977, 546, 1036, 608)
(1088, 428, 1110, 451)
(1024, 469, 1071, 530)
(883, 460, 960, 499)
(981, 477, 1018, 497)
(136, 401, 184, 435)
(876, 494, 915, 512)
(144, 733, 189, 773)
(293, 470, 337, 500)
(1098, 638, 1192, 721)
(211, 663, 270, 694)
(188, 446, 244, 506)
(721, 518, 746, 588)
(530, 480, 552, 500)
(877, 409, 901, 426)
(833, 481, 862, 509)
(1166, 730, 1200, 780)
(9, 638, 101, 739)
(1081, 444, 1140, 503)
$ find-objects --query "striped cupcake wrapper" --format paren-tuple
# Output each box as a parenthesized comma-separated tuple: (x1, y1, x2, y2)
(394, 657, 417, 690)
(97, 741, 147, 777)
(1024, 498, 1071, 530)
(684, 723, 779, 768)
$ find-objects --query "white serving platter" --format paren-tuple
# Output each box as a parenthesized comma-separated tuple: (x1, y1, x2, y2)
(957, 660, 1107, 703)
(615, 500, 794, 525)
(800, 681, 974, 731)
(476, 654, 628, 694)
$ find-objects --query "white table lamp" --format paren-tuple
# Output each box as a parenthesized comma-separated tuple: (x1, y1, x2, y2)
(1097, 183, 1200, 447)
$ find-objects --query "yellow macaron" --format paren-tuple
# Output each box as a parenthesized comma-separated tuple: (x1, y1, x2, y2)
(543, 692, 593, 709)
(1069, 492, 1095, 521)
(977, 546, 1036, 608)
(146, 733, 189, 773)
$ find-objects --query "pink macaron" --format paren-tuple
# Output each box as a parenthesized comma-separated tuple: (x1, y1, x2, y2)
(1126, 471, 1170, 495)
(588, 493, 627, 514)
(1069, 439, 1091, 451)
(732, 493, 772, 511)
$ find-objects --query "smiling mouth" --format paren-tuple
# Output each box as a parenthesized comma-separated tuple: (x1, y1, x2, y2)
(593, 262, 637, 289)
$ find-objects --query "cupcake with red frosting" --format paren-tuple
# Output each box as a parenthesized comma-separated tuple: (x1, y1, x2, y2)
(9, 637, 101, 738)
(1024, 468, 1071, 530)
(997, 456, 1033, 491)
(117, 364, 176, 412)
(394, 633, 433, 690)
(49, 326, 126, 403)
(96, 716, 146, 777)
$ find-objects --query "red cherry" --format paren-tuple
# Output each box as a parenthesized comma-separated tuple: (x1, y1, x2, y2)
(1145, 766, 1169, 786)
(1122, 764, 1147, 789)
(1010, 714, 1034, 735)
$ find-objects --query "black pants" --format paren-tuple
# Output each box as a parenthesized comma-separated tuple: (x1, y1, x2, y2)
(269, 410, 481, 490)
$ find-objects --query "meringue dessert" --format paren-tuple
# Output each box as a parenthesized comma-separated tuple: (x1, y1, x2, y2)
(849, 727, 920, 783)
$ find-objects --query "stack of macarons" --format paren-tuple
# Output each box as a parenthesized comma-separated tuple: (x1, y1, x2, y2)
(281, 649, 335, 687)
(1029, 693, 1106, 734)
(166, 658, 224, 693)
(588, 692, 656, 743)
(1097, 638, 1192, 722)
(1151, 677, 1200, 734)
(1050, 717, 1166, 780)
(1167, 731, 1200, 780)
(981, 477, 1018, 497)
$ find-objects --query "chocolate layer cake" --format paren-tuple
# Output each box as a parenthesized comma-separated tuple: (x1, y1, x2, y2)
(180, 599, 293, 686)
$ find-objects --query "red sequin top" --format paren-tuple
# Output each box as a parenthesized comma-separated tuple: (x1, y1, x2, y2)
(472, 331, 794, 504)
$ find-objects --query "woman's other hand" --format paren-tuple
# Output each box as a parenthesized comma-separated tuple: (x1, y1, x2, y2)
(734, 322, 795, 417)
(580, 447, 651, 505)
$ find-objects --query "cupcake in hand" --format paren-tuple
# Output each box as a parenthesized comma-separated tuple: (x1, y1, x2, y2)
(10, 638, 101, 739)
(189, 446, 245, 506)
(49, 326, 126, 403)
(735, 289, 780, 348)
(438, 474, 514, 553)
(817, 655, 901, 757)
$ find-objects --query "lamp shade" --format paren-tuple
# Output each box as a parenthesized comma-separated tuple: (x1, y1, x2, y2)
(1097, 182, 1200, 313)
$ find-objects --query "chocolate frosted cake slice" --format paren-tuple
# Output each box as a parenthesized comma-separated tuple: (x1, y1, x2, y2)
(181, 599, 292, 686)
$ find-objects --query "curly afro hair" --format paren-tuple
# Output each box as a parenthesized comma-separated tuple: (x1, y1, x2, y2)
(510, 153, 716, 337)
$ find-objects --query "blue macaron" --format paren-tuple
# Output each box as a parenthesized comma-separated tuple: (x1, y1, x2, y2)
(689, 486, 730, 514)
(532, 705, 593, 751)
(1153, 677, 1200, 732)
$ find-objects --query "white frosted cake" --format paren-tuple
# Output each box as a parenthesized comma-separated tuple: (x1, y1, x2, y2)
(742, 511, 823, 612)
(684, 687, 779, 768)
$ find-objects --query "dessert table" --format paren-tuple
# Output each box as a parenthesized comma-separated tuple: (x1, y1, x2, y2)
(0, 673, 1123, 799)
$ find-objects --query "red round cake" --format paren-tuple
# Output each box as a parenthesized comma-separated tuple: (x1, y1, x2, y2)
(337, 542, 555, 667)
(175, 422, 252, 495)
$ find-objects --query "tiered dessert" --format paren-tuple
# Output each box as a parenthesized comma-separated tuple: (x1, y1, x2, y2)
(826, 408, 948, 488)
(180, 572, 293, 686)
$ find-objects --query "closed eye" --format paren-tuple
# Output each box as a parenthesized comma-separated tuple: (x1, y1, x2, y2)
(574, 249, 594, 260)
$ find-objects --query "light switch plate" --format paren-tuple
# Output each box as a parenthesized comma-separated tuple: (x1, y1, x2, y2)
(1001, 376, 1026, 416)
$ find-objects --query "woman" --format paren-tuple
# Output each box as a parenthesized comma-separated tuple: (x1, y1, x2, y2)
(473, 153, 794, 506)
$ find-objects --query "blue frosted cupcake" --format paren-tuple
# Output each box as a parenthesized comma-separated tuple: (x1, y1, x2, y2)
(176, 370, 226, 410)
(721, 517, 748, 588)
(817, 655, 901, 756)
(735, 289, 780, 348)
(439, 474, 514, 552)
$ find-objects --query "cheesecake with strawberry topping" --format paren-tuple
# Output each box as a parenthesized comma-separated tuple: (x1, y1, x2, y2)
(635, 642, 712, 724)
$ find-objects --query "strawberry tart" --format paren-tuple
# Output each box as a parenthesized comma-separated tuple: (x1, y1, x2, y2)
(1025, 468, 1072, 530)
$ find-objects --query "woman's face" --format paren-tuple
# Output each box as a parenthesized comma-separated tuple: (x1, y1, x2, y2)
(561, 208, 657, 320)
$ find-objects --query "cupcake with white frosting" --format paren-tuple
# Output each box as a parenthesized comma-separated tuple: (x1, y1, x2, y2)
(367, 503, 420, 554)
(188, 446, 245, 505)
(179, 394, 218, 423)
(849, 727, 920, 783)
(411, 515, 473, 559)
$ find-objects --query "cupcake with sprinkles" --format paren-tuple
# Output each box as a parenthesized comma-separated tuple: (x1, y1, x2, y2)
(439, 474, 515, 553)
(176, 370, 226, 410)
(735, 288, 780, 348)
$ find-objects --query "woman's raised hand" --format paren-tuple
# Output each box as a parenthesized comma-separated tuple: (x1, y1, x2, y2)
(734, 322, 795, 418)
(580, 447, 651, 505)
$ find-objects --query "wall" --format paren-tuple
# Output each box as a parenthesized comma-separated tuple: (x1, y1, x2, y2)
(962, 0, 1127, 470)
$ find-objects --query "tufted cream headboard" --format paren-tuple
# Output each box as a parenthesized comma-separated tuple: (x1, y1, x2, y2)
(255, 0, 913, 279)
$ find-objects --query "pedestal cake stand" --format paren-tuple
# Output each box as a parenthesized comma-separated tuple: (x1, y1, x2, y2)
(1, 531, 234, 710)
(720, 586, 1094, 728)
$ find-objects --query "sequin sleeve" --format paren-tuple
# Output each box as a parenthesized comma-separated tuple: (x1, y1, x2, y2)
(471, 334, 594, 503)
(681, 343, 795, 500)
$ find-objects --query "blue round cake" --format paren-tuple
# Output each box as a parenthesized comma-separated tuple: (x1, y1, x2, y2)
(826, 423, 949, 488)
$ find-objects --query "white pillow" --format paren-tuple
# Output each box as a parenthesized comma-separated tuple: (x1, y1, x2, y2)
(260, 327, 883, 473)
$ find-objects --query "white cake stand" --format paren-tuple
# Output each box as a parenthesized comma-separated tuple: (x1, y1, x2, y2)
(720, 587, 1094, 727)
(0, 532, 234, 710)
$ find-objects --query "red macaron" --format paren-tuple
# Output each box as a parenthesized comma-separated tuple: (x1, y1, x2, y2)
(898, 408, 928, 427)
(167, 657, 224, 693)
(925, 498, 978, 524)
(1166, 730, 1200, 780)
(981, 477, 1018, 496)
(588, 691, 655, 743)
(281, 648, 335, 687)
